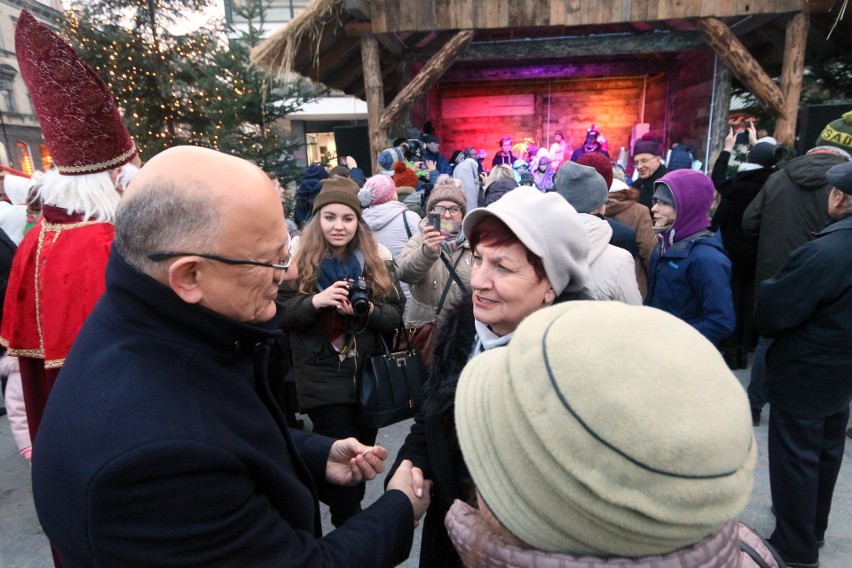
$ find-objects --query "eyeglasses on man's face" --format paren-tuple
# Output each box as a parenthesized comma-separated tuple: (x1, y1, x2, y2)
(431, 205, 462, 216)
(148, 251, 292, 284)
(634, 156, 659, 168)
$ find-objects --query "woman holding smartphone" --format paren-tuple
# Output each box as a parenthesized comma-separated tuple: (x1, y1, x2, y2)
(396, 176, 472, 330)
(279, 176, 405, 527)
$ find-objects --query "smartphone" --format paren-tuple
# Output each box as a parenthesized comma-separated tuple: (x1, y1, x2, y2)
(428, 212, 441, 232)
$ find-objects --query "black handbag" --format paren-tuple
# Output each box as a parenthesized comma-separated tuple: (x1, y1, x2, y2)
(358, 336, 427, 429)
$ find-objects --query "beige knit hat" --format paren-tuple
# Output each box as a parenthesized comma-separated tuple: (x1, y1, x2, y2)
(455, 302, 756, 557)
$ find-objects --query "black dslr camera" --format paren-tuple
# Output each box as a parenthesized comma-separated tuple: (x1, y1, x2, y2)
(345, 277, 373, 316)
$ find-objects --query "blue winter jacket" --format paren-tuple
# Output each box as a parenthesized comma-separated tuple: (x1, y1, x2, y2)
(645, 170, 735, 345)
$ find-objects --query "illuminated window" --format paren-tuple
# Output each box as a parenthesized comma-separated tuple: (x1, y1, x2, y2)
(39, 144, 53, 171)
(16, 142, 33, 176)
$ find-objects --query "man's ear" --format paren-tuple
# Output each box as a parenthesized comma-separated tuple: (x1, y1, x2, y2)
(167, 258, 204, 305)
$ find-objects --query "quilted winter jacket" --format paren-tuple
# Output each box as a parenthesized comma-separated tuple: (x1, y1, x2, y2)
(580, 213, 642, 304)
(446, 500, 782, 568)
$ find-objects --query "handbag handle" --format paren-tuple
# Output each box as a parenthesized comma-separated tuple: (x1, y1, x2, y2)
(378, 332, 393, 356)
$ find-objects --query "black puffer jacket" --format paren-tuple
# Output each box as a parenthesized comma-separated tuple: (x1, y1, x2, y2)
(742, 152, 846, 288)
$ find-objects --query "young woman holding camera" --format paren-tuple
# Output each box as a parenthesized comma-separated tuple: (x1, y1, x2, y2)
(280, 176, 405, 526)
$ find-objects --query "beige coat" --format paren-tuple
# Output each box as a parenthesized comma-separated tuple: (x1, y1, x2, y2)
(396, 221, 472, 325)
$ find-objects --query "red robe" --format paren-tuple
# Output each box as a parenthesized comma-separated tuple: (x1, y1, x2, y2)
(0, 205, 113, 437)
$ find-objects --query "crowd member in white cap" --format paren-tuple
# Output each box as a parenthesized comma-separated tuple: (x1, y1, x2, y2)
(447, 301, 780, 567)
(389, 186, 590, 568)
(1, 11, 138, 458)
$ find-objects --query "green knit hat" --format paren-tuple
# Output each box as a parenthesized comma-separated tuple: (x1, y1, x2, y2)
(455, 302, 756, 557)
(816, 110, 852, 153)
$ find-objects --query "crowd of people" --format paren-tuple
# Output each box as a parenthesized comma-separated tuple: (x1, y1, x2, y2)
(1, 10, 851, 568)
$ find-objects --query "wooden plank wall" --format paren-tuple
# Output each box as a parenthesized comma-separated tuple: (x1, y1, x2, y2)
(432, 76, 653, 167)
(371, 0, 809, 33)
(665, 51, 716, 165)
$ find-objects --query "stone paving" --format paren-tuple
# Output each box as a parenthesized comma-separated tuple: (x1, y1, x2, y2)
(1, 364, 849, 567)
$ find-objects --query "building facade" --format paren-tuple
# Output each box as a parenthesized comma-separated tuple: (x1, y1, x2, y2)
(0, 0, 61, 174)
(224, 0, 367, 168)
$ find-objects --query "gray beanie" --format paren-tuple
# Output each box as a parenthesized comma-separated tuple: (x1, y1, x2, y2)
(652, 182, 675, 207)
(377, 146, 404, 171)
(553, 161, 608, 213)
(462, 186, 589, 294)
(455, 302, 756, 557)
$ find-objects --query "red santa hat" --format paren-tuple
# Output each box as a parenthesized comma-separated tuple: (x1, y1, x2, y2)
(15, 10, 136, 175)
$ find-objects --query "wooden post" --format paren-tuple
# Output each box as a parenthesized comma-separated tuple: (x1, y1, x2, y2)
(774, 11, 809, 147)
(696, 17, 784, 117)
(379, 30, 474, 131)
(361, 34, 385, 175)
(709, 62, 733, 171)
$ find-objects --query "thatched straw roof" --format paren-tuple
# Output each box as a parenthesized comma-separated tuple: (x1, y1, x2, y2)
(250, 0, 345, 83)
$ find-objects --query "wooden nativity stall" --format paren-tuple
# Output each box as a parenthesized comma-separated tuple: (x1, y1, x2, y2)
(252, 0, 845, 174)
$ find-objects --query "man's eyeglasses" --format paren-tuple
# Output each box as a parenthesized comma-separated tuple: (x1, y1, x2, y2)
(431, 205, 462, 216)
(634, 157, 659, 167)
(148, 252, 291, 284)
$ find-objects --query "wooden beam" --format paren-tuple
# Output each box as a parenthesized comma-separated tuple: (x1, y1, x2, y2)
(412, 31, 705, 62)
(379, 30, 475, 131)
(345, 21, 373, 35)
(369, 0, 825, 34)
(376, 33, 407, 56)
(696, 17, 785, 117)
(361, 34, 385, 175)
(774, 11, 809, 147)
(440, 60, 672, 83)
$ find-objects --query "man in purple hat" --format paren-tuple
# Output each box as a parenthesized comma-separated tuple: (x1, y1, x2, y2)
(632, 133, 669, 211)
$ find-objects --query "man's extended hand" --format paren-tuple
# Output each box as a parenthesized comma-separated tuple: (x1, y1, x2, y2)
(387, 459, 431, 527)
(326, 438, 389, 487)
